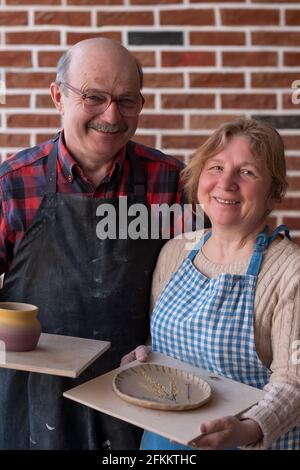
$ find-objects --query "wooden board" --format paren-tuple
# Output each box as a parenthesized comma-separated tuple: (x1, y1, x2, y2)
(63, 352, 264, 446)
(0, 333, 110, 378)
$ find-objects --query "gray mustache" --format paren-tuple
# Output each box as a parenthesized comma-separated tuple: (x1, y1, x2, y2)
(87, 122, 128, 133)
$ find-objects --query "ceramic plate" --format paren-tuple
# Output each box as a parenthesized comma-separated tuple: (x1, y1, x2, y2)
(113, 363, 212, 411)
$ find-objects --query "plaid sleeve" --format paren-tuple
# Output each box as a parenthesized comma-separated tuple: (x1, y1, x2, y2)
(0, 180, 14, 274)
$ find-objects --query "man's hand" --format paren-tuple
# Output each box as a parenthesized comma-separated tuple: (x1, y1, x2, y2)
(120, 345, 151, 366)
(190, 416, 263, 450)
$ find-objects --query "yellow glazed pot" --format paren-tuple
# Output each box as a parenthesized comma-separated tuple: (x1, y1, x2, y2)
(0, 302, 41, 352)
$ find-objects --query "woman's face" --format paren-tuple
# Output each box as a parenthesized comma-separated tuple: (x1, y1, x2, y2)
(197, 136, 274, 233)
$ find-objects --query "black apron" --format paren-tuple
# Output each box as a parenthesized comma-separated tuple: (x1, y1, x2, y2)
(0, 137, 164, 449)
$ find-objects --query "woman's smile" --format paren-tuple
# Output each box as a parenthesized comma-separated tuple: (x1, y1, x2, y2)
(213, 197, 240, 206)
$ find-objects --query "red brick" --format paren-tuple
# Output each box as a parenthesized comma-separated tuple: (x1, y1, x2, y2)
(221, 9, 279, 26)
(131, 0, 182, 4)
(161, 94, 215, 109)
(160, 9, 214, 26)
(283, 135, 300, 151)
(1, 95, 30, 107)
(133, 51, 155, 67)
(0, 133, 30, 147)
(291, 237, 300, 246)
(36, 133, 57, 143)
(190, 114, 243, 130)
(287, 176, 300, 191)
(35, 11, 91, 26)
(38, 51, 66, 67)
(282, 93, 300, 110)
(67, 32, 121, 45)
(190, 73, 244, 88)
(7, 72, 55, 88)
(284, 52, 300, 67)
(252, 32, 300, 46)
(144, 73, 183, 88)
(0, 11, 28, 25)
(36, 95, 54, 108)
(142, 94, 155, 109)
(162, 51, 215, 67)
(162, 135, 208, 149)
(7, 114, 60, 128)
(0, 50, 32, 67)
(223, 52, 277, 67)
(134, 134, 156, 148)
(283, 218, 300, 230)
(190, 0, 245, 2)
(252, 73, 300, 88)
(221, 94, 276, 109)
(68, 0, 123, 4)
(97, 11, 153, 26)
(139, 114, 183, 129)
(252, 0, 300, 3)
(6, 31, 60, 45)
(190, 31, 245, 46)
(286, 10, 300, 25)
(286, 157, 300, 171)
(7, 0, 60, 4)
(277, 198, 300, 210)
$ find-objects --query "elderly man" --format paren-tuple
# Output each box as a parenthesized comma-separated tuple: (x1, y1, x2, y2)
(0, 38, 184, 449)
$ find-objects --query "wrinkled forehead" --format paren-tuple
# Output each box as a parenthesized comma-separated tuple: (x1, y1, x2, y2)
(68, 45, 140, 92)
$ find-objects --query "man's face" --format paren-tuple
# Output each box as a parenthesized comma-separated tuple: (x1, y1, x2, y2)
(52, 48, 141, 163)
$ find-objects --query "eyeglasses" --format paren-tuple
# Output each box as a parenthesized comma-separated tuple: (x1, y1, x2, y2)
(57, 82, 144, 117)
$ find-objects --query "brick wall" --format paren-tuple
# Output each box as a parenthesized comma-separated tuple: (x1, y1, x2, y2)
(0, 0, 300, 240)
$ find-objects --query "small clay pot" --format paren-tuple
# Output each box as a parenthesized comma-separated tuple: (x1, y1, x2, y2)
(0, 302, 41, 352)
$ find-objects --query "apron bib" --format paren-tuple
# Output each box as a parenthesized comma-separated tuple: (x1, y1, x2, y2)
(142, 226, 300, 450)
(0, 138, 164, 449)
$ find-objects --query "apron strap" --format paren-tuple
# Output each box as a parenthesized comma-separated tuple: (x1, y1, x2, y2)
(268, 223, 291, 244)
(46, 134, 60, 194)
(246, 225, 269, 276)
(126, 141, 146, 197)
(246, 224, 291, 277)
(187, 231, 211, 261)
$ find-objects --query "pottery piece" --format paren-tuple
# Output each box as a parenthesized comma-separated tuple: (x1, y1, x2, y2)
(0, 302, 41, 352)
(113, 363, 212, 411)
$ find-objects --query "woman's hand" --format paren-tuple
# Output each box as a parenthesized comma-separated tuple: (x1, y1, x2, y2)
(120, 345, 152, 366)
(190, 416, 263, 450)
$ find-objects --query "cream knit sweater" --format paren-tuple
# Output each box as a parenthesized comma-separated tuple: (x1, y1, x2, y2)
(150, 231, 300, 449)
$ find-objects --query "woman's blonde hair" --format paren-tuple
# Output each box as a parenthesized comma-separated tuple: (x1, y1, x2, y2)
(181, 118, 287, 205)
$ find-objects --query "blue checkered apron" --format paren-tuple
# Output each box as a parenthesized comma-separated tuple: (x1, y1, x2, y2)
(141, 225, 300, 450)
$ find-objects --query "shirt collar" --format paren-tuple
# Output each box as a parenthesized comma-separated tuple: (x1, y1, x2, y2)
(57, 130, 126, 184)
(57, 130, 78, 183)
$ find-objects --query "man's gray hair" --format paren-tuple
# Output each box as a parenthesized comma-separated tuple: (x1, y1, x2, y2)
(56, 49, 72, 85)
(55, 49, 143, 91)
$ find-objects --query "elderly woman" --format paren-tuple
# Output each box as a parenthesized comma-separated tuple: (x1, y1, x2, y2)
(122, 118, 300, 450)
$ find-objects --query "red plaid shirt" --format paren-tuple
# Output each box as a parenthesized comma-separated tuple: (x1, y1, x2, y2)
(0, 131, 184, 274)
